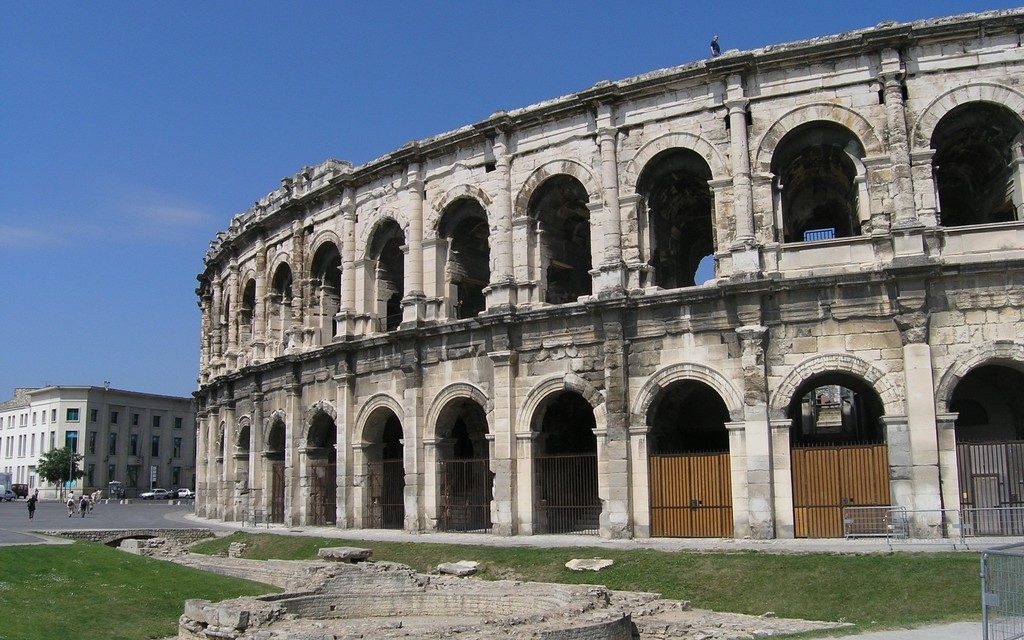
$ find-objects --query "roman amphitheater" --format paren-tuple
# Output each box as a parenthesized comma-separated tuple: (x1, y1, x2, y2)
(195, 10, 1024, 540)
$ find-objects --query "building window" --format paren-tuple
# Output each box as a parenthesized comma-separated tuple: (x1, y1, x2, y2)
(90, 409, 98, 422)
(172, 466, 181, 486)
(87, 464, 95, 486)
(65, 431, 79, 453)
(49, 431, 55, 450)
(110, 411, 118, 424)
(108, 432, 117, 456)
(66, 408, 79, 422)
(50, 409, 56, 422)
(152, 415, 161, 428)
(107, 464, 116, 482)
(132, 413, 139, 426)
(126, 464, 139, 488)
(129, 434, 138, 456)
(88, 431, 97, 454)
(172, 437, 182, 458)
(41, 411, 46, 425)
(174, 417, 182, 429)
(32, 412, 37, 426)
(151, 435, 159, 457)
(30, 434, 35, 456)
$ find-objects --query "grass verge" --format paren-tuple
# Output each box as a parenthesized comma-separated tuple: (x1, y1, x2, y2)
(192, 532, 979, 634)
(0, 542, 278, 640)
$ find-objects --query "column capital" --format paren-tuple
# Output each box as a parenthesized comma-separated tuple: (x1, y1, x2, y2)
(877, 69, 906, 88)
(724, 97, 749, 113)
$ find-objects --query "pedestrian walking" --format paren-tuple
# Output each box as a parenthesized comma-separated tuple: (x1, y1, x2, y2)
(67, 492, 76, 517)
(27, 493, 37, 520)
(79, 494, 89, 518)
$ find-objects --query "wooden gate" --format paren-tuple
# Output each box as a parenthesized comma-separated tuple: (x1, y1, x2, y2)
(791, 443, 890, 538)
(534, 453, 600, 535)
(957, 441, 1024, 535)
(270, 462, 285, 524)
(365, 459, 404, 529)
(308, 463, 337, 526)
(439, 458, 492, 532)
(649, 452, 733, 537)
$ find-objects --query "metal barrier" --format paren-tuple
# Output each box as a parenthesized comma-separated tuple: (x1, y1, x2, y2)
(241, 507, 271, 528)
(965, 507, 1024, 538)
(982, 542, 1024, 640)
(843, 506, 908, 539)
(842, 506, 1024, 549)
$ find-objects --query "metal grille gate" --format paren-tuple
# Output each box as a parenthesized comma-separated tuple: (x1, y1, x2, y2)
(534, 453, 600, 535)
(365, 459, 405, 529)
(958, 441, 1024, 535)
(439, 458, 492, 532)
(270, 462, 285, 524)
(308, 463, 337, 526)
(791, 443, 890, 538)
(649, 452, 733, 537)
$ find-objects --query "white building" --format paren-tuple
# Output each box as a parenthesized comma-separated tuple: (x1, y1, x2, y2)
(0, 386, 196, 499)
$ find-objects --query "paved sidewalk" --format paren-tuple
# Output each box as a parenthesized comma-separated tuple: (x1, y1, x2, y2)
(183, 513, 1016, 554)
(812, 621, 980, 639)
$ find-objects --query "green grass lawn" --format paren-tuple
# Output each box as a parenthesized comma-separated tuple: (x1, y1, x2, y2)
(0, 543, 278, 640)
(193, 532, 980, 633)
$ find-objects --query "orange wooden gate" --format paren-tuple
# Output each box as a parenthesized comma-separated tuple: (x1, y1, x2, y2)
(649, 452, 733, 537)
(791, 444, 890, 538)
(270, 462, 285, 524)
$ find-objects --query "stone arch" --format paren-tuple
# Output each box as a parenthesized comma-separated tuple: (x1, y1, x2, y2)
(516, 373, 606, 434)
(263, 409, 287, 444)
(267, 251, 293, 280)
(355, 393, 406, 443)
(769, 353, 902, 419)
(356, 209, 409, 256)
(512, 159, 601, 218)
(623, 131, 731, 193)
(754, 103, 885, 174)
(911, 83, 1024, 150)
(935, 341, 1024, 414)
(427, 184, 494, 235)
(302, 400, 338, 441)
(235, 415, 252, 450)
(306, 230, 344, 274)
(631, 362, 745, 427)
(426, 382, 494, 436)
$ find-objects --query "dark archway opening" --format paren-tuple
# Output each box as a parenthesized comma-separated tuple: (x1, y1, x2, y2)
(436, 399, 492, 532)
(647, 380, 733, 537)
(240, 279, 256, 350)
(368, 221, 405, 332)
(310, 242, 342, 343)
(933, 103, 1024, 227)
(772, 122, 864, 243)
(306, 413, 337, 526)
(439, 199, 490, 319)
(533, 391, 599, 534)
(266, 420, 286, 524)
(638, 149, 715, 288)
(528, 176, 592, 304)
(270, 264, 294, 350)
(365, 409, 405, 529)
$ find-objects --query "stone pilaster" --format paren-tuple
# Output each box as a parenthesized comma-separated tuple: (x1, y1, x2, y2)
(399, 349, 423, 531)
(249, 390, 266, 521)
(195, 408, 209, 517)
(284, 381, 302, 526)
(514, 431, 538, 535)
(594, 107, 625, 295)
(599, 311, 630, 538)
(936, 412, 961, 537)
(627, 424, 650, 537)
(726, 421, 750, 538)
(769, 419, 794, 538)
(334, 364, 354, 528)
(402, 163, 426, 326)
(485, 132, 517, 311)
(252, 238, 268, 362)
(226, 261, 240, 368)
(725, 73, 760, 275)
(736, 324, 773, 538)
(336, 192, 357, 339)
(488, 345, 517, 535)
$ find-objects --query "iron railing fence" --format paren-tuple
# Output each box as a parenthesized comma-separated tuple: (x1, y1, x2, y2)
(982, 541, 1024, 640)
(843, 506, 1024, 549)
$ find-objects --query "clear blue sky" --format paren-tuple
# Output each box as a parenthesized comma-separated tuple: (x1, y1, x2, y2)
(1, 1, 1017, 398)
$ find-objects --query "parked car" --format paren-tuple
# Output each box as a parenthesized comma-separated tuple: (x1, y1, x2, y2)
(139, 488, 172, 500)
(1, 489, 15, 502)
(11, 484, 28, 499)
(175, 488, 195, 499)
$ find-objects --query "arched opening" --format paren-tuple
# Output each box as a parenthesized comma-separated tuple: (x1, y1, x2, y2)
(637, 149, 716, 288)
(435, 398, 492, 532)
(265, 419, 286, 524)
(310, 242, 342, 345)
(438, 199, 490, 319)
(932, 102, 1024, 226)
(363, 408, 405, 529)
(236, 425, 250, 455)
(239, 279, 256, 352)
(306, 412, 338, 526)
(952, 364, 1024, 535)
(787, 373, 888, 538)
(528, 176, 592, 304)
(647, 380, 732, 537)
(771, 122, 865, 243)
(233, 423, 251, 508)
(367, 221, 405, 332)
(270, 263, 294, 352)
(532, 391, 599, 534)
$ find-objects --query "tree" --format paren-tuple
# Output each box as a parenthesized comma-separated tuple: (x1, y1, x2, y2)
(36, 446, 85, 498)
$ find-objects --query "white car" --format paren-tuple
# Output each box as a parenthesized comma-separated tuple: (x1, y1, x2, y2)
(139, 488, 171, 500)
(0, 489, 14, 502)
(175, 488, 195, 499)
